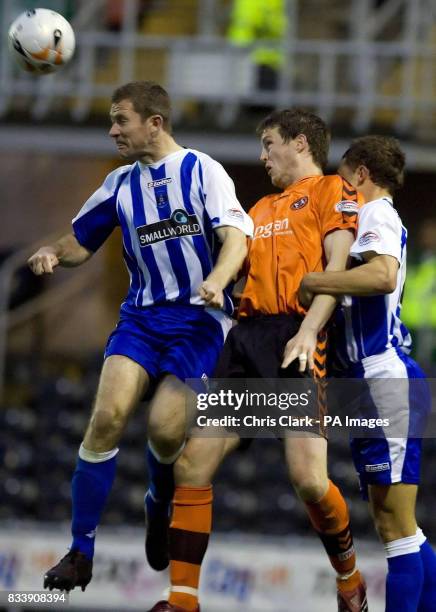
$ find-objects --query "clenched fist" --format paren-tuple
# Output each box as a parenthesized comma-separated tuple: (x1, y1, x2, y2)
(27, 247, 59, 275)
(198, 280, 224, 309)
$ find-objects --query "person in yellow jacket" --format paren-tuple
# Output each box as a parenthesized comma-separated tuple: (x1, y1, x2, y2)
(401, 218, 436, 372)
(227, 0, 287, 90)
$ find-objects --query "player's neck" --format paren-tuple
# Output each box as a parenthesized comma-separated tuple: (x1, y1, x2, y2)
(362, 184, 392, 203)
(139, 134, 183, 164)
(285, 163, 323, 188)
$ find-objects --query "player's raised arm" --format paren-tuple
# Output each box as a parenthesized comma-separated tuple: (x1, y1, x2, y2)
(300, 160, 404, 301)
(281, 227, 354, 370)
(199, 226, 248, 309)
(300, 251, 398, 298)
(198, 155, 253, 309)
(27, 232, 92, 275)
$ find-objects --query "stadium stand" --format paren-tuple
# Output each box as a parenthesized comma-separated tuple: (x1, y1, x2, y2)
(2, 352, 436, 539)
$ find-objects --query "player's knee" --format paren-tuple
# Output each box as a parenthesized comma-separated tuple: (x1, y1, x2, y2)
(291, 473, 327, 502)
(148, 425, 184, 459)
(88, 406, 126, 441)
(374, 521, 394, 543)
(374, 517, 403, 543)
(372, 508, 413, 542)
(174, 445, 216, 487)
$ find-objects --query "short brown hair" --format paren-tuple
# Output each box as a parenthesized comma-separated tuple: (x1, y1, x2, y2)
(257, 108, 330, 171)
(112, 81, 172, 131)
(342, 135, 405, 194)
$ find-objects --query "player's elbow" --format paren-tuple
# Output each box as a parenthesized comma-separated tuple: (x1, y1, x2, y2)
(81, 246, 94, 263)
(385, 275, 397, 293)
(376, 270, 397, 294)
(75, 244, 93, 265)
(370, 257, 397, 294)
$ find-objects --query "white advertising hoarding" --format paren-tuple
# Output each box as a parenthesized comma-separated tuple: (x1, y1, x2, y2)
(0, 527, 386, 611)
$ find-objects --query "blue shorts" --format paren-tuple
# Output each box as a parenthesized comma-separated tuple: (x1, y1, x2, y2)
(105, 302, 232, 382)
(349, 348, 430, 500)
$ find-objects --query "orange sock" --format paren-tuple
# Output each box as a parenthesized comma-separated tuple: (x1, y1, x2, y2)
(305, 480, 356, 574)
(337, 568, 364, 593)
(168, 485, 212, 611)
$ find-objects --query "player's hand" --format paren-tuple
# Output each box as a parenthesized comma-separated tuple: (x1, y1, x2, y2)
(27, 247, 59, 275)
(281, 326, 317, 372)
(298, 276, 314, 309)
(198, 280, 224, 309)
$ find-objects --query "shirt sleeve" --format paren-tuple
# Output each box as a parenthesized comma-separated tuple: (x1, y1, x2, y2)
(200, 157, 254, 237)
(314, 175, 360, 240)
(72, 166, 129, 252)
(350, 202, 403, 262)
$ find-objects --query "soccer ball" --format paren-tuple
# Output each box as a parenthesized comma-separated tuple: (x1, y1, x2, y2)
(8, 8, 75, 75)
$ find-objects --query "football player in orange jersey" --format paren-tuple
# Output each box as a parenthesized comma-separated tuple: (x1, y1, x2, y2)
(147, 110, 368, 612)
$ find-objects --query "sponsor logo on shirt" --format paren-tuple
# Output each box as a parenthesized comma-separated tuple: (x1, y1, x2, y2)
(147, 177, 173, 188)
(364, 462, 390, 472)
(358, 231, 380, 246)
(253, 218, 293, 239)
(224, 208, 244, 221)
(290, 196, 308, 210)
(137, 209, 201, 246)
(335, 200, 359, 215)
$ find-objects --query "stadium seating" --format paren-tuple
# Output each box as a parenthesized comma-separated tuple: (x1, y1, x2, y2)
(2, 353, 436, 542)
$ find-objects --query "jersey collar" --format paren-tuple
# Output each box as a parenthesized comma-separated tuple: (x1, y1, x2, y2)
(138, 148, 186, 171)
(276, 175, 321, 200)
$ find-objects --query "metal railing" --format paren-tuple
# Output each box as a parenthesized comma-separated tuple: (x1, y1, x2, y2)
(0, 235, 100, 402)
(0, 0, 435, 131)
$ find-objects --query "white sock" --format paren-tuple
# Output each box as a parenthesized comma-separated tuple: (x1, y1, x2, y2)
(148, 439, 185, 464)
(416, 527, 427, 547)
(385, 534, 420, 559)
(79, 443, 119, 463)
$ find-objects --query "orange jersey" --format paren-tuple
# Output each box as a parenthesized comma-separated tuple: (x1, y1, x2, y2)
(239, 174, 362, 317)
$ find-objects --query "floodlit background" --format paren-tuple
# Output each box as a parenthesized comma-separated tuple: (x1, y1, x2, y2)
(0, 1, 435, 610)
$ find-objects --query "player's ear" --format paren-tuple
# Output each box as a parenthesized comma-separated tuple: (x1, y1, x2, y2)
(356, 164, 370, 185)
(294, 133, 308, 153)
(149, 114, 164, 130)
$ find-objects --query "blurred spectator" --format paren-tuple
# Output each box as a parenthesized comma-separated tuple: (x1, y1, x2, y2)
(402, 218, 436, 373)
(227, 0, 287, 91)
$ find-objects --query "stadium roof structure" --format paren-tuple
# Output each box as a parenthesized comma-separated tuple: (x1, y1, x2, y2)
(1, 0, 435, 169)
(1, 125, 436, 171)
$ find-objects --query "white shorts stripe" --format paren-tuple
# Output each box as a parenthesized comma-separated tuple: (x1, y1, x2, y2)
(362, 349, 410, 482)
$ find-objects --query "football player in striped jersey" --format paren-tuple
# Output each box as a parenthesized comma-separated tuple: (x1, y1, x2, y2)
(301, 135, 436, 612)
(28, 80, 253, 593)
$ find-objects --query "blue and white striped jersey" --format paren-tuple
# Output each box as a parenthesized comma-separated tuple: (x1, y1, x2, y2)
(72, 148, 253, 315)
(338, 197, 412, 363)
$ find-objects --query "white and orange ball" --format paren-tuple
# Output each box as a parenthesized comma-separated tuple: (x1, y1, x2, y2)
(8, 8, 75, 74)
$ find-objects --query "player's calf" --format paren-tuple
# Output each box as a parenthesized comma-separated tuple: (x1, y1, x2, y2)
(144, 489, 171, 571)
(144, 440, 185, 571)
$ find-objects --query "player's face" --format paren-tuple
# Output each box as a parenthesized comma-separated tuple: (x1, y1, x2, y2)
(337, 161, 358, 187)
(260, 127, 299, 189)
(109, 99, 157, 160)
